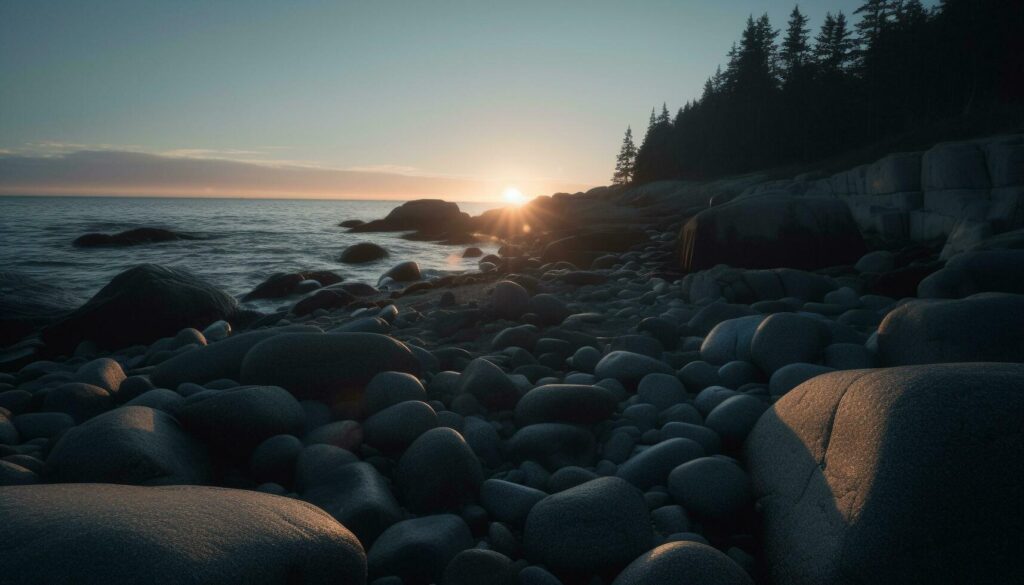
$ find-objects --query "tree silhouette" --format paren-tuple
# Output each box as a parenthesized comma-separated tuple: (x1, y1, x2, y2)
(620, 1, 1023, 185)
(612, 126, 638, 185)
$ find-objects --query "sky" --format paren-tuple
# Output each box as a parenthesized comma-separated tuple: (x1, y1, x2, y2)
(0, 0, 926, 201)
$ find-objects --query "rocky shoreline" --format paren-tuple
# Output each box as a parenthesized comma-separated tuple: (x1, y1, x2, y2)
(1, 134, 1023, 584)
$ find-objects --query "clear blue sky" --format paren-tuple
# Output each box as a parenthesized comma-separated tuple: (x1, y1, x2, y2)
(0, 1, 934, 198)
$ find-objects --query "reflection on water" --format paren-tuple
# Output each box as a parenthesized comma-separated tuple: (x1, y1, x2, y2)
(0, 196, 500, 311)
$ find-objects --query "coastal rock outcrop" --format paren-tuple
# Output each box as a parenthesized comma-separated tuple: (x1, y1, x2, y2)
(242, 270, 342, 301)
(679, 196, 867, 271)
(350, 199, 469, 233)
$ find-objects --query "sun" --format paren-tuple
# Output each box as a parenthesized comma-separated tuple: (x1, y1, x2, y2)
(502, 187, 527, 206)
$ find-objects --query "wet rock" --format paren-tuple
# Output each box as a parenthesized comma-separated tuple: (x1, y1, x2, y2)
(72, 227, 199, 248)
(243, 271, 343, 301)
(341, 243, 389, 264)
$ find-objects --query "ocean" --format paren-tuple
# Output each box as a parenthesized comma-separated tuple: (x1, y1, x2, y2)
(0, 196, 501, 312)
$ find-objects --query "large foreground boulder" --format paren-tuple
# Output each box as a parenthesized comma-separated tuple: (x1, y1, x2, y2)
(240, 333, 420, 408)
(746, 364, 1024, 585)
(41, 264, 238, 354)
(876, 293, 1024, 366)
(679, 196, 867, 271)
(0, 483, 366, 585)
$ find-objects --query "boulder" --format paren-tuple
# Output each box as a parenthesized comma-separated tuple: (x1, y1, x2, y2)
(918, 250, 1024, 299)
(41, 382, 112, 422)
(442, 549, 515, 585)
(394, 427, 483, 513)
(700, 316, 766, 365)
(616, 438, 704, 490)
(367, 514, 473, 582)
(352, 199, 467, 233)
(746, 364, 1024, 585)
(0, 483, 366, 585)
(876, 294, 1024, 366)
(524, 477, 654, 575)
(363, 371, 427, 415)
(45, 405, 209, 485)
(507, 423, 597, 471)
(340, 243, 389, 264)
(363, 400, 438, 454)
(679, 196, 867, 271)
(170, 385, 305, 456)
(667, 457, 752, 521)
(594, 351, 674, 389)
(492, 281, 531, 320)
(749, 313, 830, 374)
(240, 333, 420, 406)
(514, 384, 616, 426)
(611, 541, 753, 585)
(243, 271, 342, 301)
(456, 358, 519, 411)
(151, 326, 320, 389)
(41, 264, 238, 354)
(865, 152, 922, 195)
(381, 261, 422, 282)
(480, 479, 547, 527)
(72, 227, 199, 247)
(299, 451, 403, 547)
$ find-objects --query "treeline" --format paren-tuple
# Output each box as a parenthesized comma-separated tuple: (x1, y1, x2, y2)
(613, 0, 1024, 185)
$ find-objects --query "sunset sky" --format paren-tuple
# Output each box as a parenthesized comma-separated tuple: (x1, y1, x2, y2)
(0, 0, 919, 201)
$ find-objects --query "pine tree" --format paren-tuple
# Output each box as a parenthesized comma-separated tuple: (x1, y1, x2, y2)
(611, 126, 637, 185)
(780, 5, 811, 84)
(815, 11, 854, 72)
(658, 103, 671, 125)
(855, 0, 894, 60)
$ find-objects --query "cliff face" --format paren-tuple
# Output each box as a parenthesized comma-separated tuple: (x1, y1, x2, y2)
(736, 134, 1024, 259)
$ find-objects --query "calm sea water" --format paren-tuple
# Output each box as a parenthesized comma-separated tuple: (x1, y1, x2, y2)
(0, 196, 501, 311)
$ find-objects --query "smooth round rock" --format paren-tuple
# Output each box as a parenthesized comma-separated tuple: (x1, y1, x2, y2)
(46, 406, 209, 486)
(363, 372, 427, 415)
(595, 351, 674, 389)
(514, 384, 616, 426)
(368, 514, 473, 581)
(571, 346, 601, 373)
(636, 373, 687, 411)
(524, 477, 654, 574)
(249, 434, 303, 485)
(507, 423, 597, 471)
(528, 294, 571, 326)
(395, 427, 483, 513)
(611, 541, 753, 585)
(456, 358, 519, 411)
(480, 479, 547, 527)
(704, 395, 769, 450)
(241, 333, 420, 403)
(41, 382, 112, 422)
(769, 363, 835, 398)
(341, 242, 389, 264)
(668, 457, 752, 521)
(616, 438, 705, 490)
(442, 549, 514, 585)
(171, 385, 305, 456)
(363, 400, 438, 454)
(492, 281, 531, 320)
(750, 313, 829, 375)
